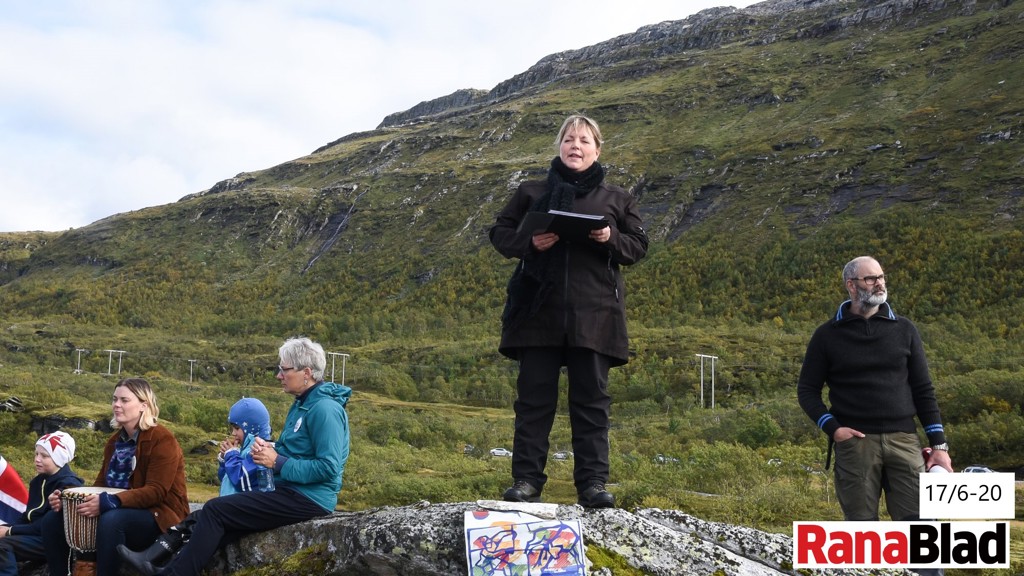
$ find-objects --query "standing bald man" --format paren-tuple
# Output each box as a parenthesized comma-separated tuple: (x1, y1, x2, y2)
(798, 256, 953, 526)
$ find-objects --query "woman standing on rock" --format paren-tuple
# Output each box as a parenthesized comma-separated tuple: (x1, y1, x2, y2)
(489, 113, 648, 508)
(145, 337, 350, 576)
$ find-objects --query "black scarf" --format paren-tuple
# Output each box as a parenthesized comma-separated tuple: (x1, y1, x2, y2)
(530, 157, 606, 213)
(501, 157, 606, 333)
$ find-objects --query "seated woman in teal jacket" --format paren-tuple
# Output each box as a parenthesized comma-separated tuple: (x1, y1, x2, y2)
(127, 337, 351, 576)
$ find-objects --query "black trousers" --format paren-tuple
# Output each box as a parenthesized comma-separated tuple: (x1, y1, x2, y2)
(511, 346, 611, 492)
(159, 487, 328, 576)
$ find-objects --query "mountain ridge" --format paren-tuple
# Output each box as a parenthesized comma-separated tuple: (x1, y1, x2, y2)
(0, 0, 1021, 419)
(376, 0, 985, 129)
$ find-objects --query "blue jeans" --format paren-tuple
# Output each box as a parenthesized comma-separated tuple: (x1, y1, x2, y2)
(41, 507, 160, 576)
(0, 533, 45, 576)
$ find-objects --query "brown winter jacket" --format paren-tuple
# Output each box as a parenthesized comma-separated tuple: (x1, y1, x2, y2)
(94, 424, 189, 532)
(490, 179, 648, 366)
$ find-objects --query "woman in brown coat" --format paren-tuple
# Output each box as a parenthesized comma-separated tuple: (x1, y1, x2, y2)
(489, 114, 648, 508)
(41, 377, 189, 576)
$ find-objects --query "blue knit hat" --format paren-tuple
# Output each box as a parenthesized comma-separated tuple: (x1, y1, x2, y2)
(227, 398, 272, 440)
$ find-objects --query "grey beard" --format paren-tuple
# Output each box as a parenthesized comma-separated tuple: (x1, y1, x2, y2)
(857, 287, 887, 307)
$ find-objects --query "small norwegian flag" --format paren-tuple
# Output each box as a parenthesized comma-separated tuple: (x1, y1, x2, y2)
(0, 455, 28, 524)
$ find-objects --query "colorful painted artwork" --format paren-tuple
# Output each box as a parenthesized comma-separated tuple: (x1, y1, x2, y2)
(464, 508, 586, 576)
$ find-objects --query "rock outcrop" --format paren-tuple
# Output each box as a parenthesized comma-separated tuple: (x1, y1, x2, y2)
(376, 0, 970, 128)
(30, 413, 113, 435)
(23, 501, 911, 575)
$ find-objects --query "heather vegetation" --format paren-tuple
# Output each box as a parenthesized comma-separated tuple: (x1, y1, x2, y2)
(1, 0, 1023, 573)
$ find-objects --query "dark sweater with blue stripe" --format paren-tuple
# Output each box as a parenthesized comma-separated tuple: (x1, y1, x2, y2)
(797, 301, 946, 445)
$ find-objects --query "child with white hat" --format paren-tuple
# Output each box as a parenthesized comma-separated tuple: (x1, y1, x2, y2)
(0, 431, 85, 575)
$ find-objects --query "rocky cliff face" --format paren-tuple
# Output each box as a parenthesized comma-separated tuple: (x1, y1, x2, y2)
(377, 0, 970, 128)
(21, 501, 911, 576)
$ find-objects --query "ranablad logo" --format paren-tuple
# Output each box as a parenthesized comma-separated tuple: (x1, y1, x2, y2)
(794, 471, 1015, 570)
(793, 521, 1009, 569)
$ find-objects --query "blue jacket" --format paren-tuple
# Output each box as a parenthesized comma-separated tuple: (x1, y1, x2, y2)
(218, 433, 262, 494)
(274, 382, 350, 512)
(8, 464, 83, 537)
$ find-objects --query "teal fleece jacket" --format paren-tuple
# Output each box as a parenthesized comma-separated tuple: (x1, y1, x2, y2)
(275, 382, 351, 512)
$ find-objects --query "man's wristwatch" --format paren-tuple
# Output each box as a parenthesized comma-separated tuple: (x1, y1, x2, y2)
(931, 443, 949, 451)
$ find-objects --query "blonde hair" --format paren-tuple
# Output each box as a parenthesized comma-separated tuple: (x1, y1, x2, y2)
(554, 114, 604, 151)
(110, 377, 160, 431)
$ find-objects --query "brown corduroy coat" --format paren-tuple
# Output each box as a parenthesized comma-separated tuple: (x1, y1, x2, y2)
(94, 424, 189, 532)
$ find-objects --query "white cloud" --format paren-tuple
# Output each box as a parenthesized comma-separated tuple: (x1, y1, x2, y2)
(0, 0, 756, 232)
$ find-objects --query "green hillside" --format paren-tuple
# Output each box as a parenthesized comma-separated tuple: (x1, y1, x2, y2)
(1, 1, 1022, 569)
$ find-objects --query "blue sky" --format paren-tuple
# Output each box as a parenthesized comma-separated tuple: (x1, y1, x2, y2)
(0, 0, 757, 232)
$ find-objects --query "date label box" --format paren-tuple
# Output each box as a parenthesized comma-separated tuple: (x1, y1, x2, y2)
(920, 472, 1015, 519)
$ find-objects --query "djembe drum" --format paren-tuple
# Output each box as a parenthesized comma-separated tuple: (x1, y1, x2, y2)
(61, 486, 126, 576)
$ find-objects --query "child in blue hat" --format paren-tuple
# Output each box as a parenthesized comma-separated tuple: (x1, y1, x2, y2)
(219, 397, 275, 494)
(118, 398, 273, 575)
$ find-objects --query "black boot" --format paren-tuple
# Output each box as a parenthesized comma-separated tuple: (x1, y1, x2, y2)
(117, 534, 176, 576)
